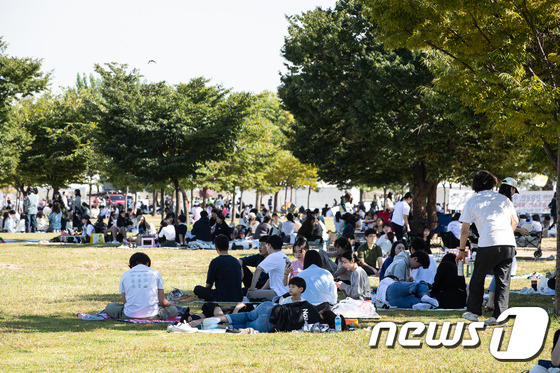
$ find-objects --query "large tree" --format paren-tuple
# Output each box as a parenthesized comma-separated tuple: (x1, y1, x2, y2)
(0, 37, 49, 184)
(279, 0, 523, 233)
(11, 91, 94, 192)
(361, 0, 560, 311)
(92, 63, 253, 219)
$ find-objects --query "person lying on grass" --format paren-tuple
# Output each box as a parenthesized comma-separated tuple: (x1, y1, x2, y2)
(104, 252, 178, 320)
(188, 298, 346, 333)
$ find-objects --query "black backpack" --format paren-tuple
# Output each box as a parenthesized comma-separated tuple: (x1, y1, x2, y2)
(269, 301, 322, 332)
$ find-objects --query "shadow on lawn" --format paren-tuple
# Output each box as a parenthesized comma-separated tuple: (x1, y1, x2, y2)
(72, 293, 122, 303)
(0, 314, 169, 333)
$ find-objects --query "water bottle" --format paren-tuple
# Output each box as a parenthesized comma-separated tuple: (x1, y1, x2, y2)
(334, 314, 342, 332)
(457, 260, 464, 276)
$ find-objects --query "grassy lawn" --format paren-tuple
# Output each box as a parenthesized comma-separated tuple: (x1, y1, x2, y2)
(0, 239, 558, 372)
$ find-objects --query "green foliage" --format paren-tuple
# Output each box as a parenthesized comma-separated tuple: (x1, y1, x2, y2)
(0, 37, 49, 183)
(92, 63, 254, 192)
(198, 91, 317, 196)
(279, 0, 523, 190)
(11, 91, 95, 190)
(362, 0, 560, 168)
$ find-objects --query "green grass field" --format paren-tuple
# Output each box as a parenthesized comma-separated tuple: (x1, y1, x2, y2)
(0, 238, 558, 372)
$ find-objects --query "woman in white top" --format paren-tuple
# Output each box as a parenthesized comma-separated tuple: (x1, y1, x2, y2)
(281, 213, 296, 236)
(297, 250, 338, 305)
(458, 172, 518, 325)
(384, 192, 394, 212)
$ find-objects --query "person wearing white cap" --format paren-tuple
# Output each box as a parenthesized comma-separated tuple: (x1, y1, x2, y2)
(457, 170, 518, 326)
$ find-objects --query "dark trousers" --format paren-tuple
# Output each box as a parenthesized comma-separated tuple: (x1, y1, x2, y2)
(467, 245, 515, 318)
(391, 222, 404, 241)
(193, 285, 215, 301)
(363, 265, 376, 276)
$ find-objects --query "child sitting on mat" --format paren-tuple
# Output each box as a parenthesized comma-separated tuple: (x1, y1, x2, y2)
(105, 252, 178, 320)
(278, 277, 306, 305)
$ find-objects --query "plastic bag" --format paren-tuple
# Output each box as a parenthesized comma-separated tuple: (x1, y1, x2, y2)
(331, 298, 380, 319)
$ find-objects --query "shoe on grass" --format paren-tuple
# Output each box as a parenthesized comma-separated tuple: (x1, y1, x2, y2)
(167, 322, 197, 333)
(462, 311, 479, 322)
(484, 317, 501, 326)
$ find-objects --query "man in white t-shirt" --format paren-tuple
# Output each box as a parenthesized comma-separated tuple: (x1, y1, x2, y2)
(391, 192, 413, 241)
(105, 252, 177, 319)
(247, 235, 289, 301)
(457, 171, 517, 326)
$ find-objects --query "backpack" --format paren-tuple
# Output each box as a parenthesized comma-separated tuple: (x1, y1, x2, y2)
(269, 301, 322, 332)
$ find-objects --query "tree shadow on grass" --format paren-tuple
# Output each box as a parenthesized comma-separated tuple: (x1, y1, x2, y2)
(0, 314, 171, 333)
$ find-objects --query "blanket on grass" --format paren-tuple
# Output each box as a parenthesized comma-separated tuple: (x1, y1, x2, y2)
(77, 312, 180, 324)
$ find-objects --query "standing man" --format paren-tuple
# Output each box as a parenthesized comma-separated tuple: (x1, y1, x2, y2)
(24, 187, 39, 233)
(457, 170, 518, 326)
(391, 192, 412, 241)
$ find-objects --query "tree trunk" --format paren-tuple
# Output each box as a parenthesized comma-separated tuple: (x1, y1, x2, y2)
(152, 190, 156, 216)
(134, 191, 138, 213)
(231, 189, 236, 224)
(125, 186, 129, 211)
(307, 186, 311, 210)
(255, 190, 260, 209)
(180, 187, 189, 226)
(274, 191, 279, 213)
(555, 136, 560, 314)
(411, 160, 439, 236)
(88, 183, 92, 206)
(284, 187, 288, 212)
(172, 179, 180, 224)
(443, 181, 447, 214)
(290, 187, 293, 204)
(160, 188, 165, 220)
(202, 187, 208, 209)
(359, 188, 364, 203)
(239, 188, 244, 220)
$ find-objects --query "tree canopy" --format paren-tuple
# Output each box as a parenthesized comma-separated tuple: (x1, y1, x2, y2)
(279, 0, 524, 231)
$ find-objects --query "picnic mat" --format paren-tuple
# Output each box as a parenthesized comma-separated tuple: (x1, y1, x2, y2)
(77, 312, 180, 324)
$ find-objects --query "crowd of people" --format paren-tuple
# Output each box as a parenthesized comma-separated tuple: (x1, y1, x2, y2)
(102, 170, 558, 342)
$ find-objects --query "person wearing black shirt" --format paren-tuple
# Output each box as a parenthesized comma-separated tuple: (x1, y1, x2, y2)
(239, 236, 270, 292)
(191, 211, 212, 242)
(211, 212, 231, 241)
(175, 214, 188, 245)
(430, 253, 467, 309)
(194, 234, 243, 302)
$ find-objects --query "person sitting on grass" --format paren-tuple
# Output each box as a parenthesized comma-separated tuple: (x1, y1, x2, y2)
(158, 220, 177, 247)
(80, 215, 95, 242)
(282, 237, 309, 286)
(278, 277, 306, 305)
(409, 237, 437, 285)
(297, 250, 338, 305)
(529, 329, 560, 372)
(239, 235, 270, 292)
(105, 252, 177, 320)
(335, 250, 372, 300)
(193, 234, 243, 302)
(331, 237, 353, 284)
(379, 241, 406, 280)
(430, 253, 467, 309)
(356, 228, 383, 276)
(190, 210, 212, 242)
(175, 214, 188, 245)
(247, 235, 289, 302)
